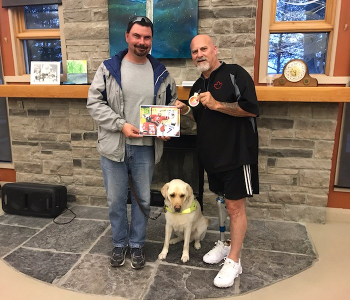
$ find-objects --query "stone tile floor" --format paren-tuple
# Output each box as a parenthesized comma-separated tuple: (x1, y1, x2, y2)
(0, 205, 317, 299)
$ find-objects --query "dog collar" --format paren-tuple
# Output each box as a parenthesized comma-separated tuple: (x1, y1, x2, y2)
(165, 200, 197, 214)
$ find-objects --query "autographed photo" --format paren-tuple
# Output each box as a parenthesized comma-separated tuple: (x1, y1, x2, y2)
(140, 105, 180, 137)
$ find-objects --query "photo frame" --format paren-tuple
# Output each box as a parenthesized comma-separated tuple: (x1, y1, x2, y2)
(30, 61, 60, 85)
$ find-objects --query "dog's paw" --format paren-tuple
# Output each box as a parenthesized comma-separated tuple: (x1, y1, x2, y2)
(194, 241, 201, 250)
(158, 252, 168, 260)
(170, 237, 182, 244)
(181, 254, 189, 263)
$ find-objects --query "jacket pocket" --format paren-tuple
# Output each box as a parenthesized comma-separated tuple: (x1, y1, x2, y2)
(97, 128, 123, 157)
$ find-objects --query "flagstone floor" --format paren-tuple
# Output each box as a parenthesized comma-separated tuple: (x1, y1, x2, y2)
(0, 203, 317, 300)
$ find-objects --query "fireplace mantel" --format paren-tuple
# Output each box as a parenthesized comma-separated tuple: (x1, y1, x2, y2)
(0, 84, 349, 102)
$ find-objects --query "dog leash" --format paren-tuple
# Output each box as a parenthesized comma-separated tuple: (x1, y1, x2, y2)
(128, 173, 162, 221)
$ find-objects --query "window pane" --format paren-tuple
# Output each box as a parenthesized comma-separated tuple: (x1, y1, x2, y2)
(24, 5, 59, 29)
(23, 39, 62, 74)
(268, 32, 328, 74)
(275, 0, 326, 21)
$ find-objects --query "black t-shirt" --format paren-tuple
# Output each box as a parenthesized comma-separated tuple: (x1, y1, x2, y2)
(190, 62, 259, 173)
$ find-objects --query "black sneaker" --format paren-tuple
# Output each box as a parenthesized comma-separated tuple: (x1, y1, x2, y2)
(110, 246, 128, 267)
(130, 247, 145, 269)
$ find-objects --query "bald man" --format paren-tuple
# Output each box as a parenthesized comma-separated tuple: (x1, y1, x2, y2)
(175, 35, 260, 288)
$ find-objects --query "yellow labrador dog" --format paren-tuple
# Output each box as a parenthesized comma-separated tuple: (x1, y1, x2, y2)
(158, 179, 210, 263)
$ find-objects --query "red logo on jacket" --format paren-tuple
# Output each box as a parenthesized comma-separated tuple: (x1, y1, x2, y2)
(214, 81, 222, 89)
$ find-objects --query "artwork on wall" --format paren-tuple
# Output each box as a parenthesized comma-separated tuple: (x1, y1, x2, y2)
(66, 60, 88, 84)
(108, 0, 145, 58)
(108, 0, 198, 59)
(30, 61, 60, 85)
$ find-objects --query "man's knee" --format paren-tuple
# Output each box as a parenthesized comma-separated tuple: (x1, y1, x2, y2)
(225, 198, 246, 215)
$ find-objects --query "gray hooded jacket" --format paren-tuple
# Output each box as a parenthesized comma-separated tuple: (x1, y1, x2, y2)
(87, 49, 177, 164)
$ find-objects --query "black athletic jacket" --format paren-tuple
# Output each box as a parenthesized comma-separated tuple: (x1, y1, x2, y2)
(190, 62, 259, 173)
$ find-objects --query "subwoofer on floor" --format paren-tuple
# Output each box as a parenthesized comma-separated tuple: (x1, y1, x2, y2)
(1, 182, 67, 218)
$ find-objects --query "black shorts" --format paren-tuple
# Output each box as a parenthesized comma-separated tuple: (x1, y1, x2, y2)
(207, 165, 259, 200)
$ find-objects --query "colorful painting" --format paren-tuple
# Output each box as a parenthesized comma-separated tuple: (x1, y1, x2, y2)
(108, 0, 198, 58)
(152, 0, 198, 58)
(66, 60, 87, 84)
(108, 0, 146, 57)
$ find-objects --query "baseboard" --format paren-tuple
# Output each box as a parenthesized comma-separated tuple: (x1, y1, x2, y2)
(326, 207, 350, 223)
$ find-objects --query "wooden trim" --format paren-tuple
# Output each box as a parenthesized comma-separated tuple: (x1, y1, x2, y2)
(256, 86, 350, 102)
(333, 0, 350, 76)
(178, 86, 350, 102)
(258, 0, 272, 83)
(0, 2, 15, 76)
(328, 103, 350, 208)
(10, 6, 61, 76)
(260, 0, 339, 83)
(325, 0, 337, 25)
(2, 0, 61, 7)
(0, 163, 16, 182)
(269, 0, 276, 25)
(269, 22, 333, 33)
(58, 5, 67, 82)
(0, 85, 349, 102)
(254, 0, 263, 84)
(0, 84, 89, 98)
(16, 29, 60, 39)
(12, 7, 25, 75)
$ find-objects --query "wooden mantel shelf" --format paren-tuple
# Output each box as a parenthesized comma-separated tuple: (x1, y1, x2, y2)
(0, 84, 349, 102)
(0, 84, 89, 99)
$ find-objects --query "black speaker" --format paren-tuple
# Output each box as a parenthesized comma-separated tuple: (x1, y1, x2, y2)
(1, 182, 67, 218)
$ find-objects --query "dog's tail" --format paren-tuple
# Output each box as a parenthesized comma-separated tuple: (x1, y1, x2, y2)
(205, 218, 211, 227)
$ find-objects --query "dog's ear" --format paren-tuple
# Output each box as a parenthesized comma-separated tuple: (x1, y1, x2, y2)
(186, 183, 193, 197)
(161, 182, 170, 198)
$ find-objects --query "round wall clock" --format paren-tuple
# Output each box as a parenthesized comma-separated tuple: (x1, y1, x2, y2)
(274, 59, 318, 87)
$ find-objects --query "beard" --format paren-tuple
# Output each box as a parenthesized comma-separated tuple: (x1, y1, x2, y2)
(196, 61, 210, 72)
(134, 45, 149, 57)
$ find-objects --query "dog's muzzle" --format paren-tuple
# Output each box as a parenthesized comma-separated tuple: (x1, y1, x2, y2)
(174, 205, 181, 212)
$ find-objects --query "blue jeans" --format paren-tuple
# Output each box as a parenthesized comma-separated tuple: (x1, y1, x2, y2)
(101, 144, 155, 249)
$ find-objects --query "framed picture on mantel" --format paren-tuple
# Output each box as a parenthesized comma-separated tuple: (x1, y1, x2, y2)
(30, 61, 60, 85)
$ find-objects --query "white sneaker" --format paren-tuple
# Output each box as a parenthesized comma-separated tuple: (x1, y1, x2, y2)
(203, 240, 231, 264)
(213, 258, 242, 288)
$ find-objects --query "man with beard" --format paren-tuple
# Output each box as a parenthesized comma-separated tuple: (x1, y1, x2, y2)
(87, 16, 177, 270)
(175, 35, 259, 288)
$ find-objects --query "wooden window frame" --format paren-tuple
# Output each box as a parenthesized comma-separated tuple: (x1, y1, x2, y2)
(4, 4, 66, 83)
(2, 0, 62, 7)
(258, 0, 350, 85)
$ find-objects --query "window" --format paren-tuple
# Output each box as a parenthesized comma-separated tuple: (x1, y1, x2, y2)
(258, 0, 349, 84)
(8, 4, 63, 80)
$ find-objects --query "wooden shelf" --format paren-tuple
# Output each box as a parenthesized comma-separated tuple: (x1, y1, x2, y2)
(0, 84, 349, 102)
(178, 86, 350, 102)
(0, 84, 89, 99)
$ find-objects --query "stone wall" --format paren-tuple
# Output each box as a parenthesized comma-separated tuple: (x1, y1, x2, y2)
(5, 0, 339, 223)
(62, 0, 257, 83)
(247, 102, 337, 223)
(7, 98, 338, 223)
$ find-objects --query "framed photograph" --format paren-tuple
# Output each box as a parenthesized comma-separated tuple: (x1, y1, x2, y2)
(140, 105, 180, 137)
(30, 61, 60, 85)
